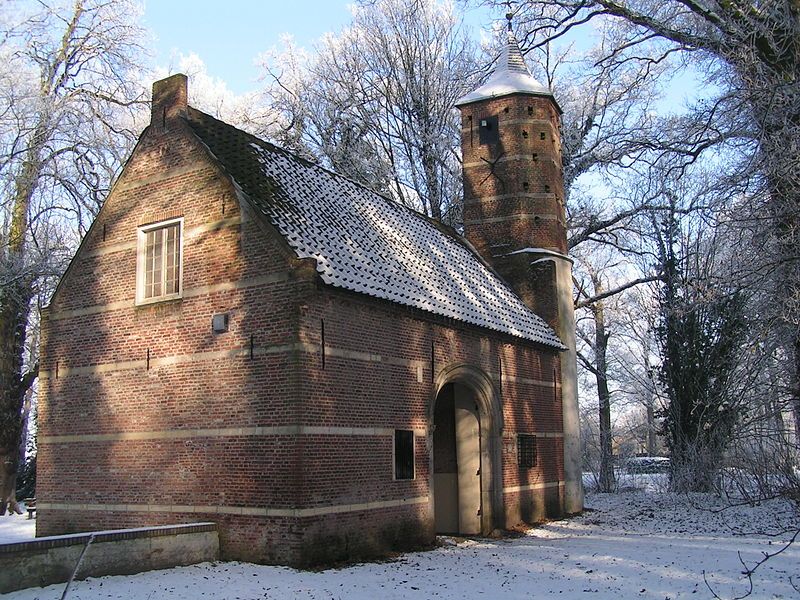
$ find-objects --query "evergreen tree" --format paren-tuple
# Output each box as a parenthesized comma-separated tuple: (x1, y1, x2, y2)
(656, 211, 748, 491)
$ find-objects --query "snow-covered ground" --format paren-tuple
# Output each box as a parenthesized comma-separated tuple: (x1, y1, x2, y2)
(3, 492, 798, 599)
(0, 511, 35, 544)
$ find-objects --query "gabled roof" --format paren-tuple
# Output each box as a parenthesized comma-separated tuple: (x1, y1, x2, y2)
(455, 22, 553, 107)
(187, 108, 564, 349)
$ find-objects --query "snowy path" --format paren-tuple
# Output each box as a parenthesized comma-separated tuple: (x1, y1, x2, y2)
(3, 492, 798, 599)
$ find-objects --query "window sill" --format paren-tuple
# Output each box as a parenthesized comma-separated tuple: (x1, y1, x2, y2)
(134, 293, 183, 308)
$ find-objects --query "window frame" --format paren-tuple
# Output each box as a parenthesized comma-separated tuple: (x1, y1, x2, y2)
(393, 429, 415, 481)
(135, 217, 184, 306)
(517, 434, 538, 469)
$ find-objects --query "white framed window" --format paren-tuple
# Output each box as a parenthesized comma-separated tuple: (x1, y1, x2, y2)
(136, 217, 183, 305)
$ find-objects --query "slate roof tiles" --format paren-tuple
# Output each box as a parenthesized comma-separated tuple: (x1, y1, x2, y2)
(455, 24, 553, 107)
(187, 107, 564, 349)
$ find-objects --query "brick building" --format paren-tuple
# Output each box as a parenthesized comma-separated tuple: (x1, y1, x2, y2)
(36, 27, 582, 566)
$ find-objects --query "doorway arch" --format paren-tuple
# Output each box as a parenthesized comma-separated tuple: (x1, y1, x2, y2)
(429, 364, 503, 535)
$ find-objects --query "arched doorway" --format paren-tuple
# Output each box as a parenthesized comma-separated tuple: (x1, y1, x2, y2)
(430, 365, 503, 536)
(433, 382, 482, 534)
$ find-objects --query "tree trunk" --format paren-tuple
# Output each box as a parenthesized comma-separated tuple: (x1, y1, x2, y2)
(0, 125, 46, 515)
(646, 399, 657, 456)
(792, 337, 800, 443)
(0, 275, 31, 514)
(420, 141, 442, 221)
(593, 281, 616, 492)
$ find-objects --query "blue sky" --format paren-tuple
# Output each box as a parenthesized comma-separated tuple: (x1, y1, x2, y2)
(142, 1, 496, 95)
(143, 1, 355, 94)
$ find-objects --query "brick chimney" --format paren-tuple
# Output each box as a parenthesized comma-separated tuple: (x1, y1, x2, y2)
(151, 73, 188, 129)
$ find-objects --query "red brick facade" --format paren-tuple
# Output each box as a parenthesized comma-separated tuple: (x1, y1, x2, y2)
(460, 95, 567, 331)
(36, 74, 569, 566)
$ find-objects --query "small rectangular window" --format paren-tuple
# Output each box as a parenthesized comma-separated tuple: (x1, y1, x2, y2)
(137, 218, 183, 304)
(518, 434, 537, 468)
(479, 115, 499, 145)
(394, 429, 415, 480)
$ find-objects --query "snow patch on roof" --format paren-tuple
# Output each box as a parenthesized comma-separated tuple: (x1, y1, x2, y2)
(456, 28, 551, 106)
(187, 109, 564, 348)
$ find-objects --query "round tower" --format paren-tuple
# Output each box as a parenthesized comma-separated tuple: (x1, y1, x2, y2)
(455, 16, 583, 515)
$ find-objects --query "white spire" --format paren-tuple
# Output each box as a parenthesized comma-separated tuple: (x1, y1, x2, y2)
(455, 14, 552, 107)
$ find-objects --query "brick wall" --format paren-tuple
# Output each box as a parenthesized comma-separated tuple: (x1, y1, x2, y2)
(38, 98, 567, 566)
(293, 286, 565, 542)
(38, 114, 307, 562)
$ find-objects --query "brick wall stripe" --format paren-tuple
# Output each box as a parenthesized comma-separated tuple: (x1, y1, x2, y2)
(489, 371, 558, 389)
(325, 347, 383, 362)
(463, 192, 558, 206)
(40, 342, 427, 380)
(38, 496, 429, 518)
(460, 118, 554, 133)
(114, 163, 208, 193)
(325, 346, 427, 374)
(48, 298, 132, 321)
(39, 342, 300, 379)
(47, 270, 290, 321)
(503, 480, 565, 494)
(463, 154, 557, 169)
(82, 239, 135, 259)
(464, 213, 558, 226)
(39, 425, 427, 444)
(82, 216, 242, 259)
(41, 350, 550, 391)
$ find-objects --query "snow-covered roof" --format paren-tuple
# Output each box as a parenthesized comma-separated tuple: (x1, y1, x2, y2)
(187, 108, 564, 348)
(455, 24, 553, 107)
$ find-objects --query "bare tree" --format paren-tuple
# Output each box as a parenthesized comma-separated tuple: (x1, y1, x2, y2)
(613, 283, 664, 457)
(573, 241, 663, 490)
(489, 0, 800, 457)
(260, 0, 481, 222)
(0, 0, 146, 514)
(574, 256, 618, 491)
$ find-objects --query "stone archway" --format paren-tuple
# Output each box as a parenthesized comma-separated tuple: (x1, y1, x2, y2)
(429, 364, 503, 535)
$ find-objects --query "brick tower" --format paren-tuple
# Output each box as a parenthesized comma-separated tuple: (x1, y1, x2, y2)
(455, 16, 583, 514)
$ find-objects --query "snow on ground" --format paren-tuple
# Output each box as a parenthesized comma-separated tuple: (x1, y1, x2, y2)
(583, 470, 671, 494)
(0, 511, 35, 544)
(3, 492, 798, 600)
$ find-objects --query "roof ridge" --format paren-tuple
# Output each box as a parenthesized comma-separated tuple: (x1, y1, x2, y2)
(454, 18, 554, 107)
(186, 106, 443, 228)
(183, 106, 565, 348)
(503, 22, 534, 77)
(186, 106, 316, 168)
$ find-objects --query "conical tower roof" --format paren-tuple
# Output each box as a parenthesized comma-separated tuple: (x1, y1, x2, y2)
(456, 16, 553, 107)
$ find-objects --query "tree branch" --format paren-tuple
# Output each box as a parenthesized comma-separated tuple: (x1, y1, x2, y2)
(576, 275, 661, 309)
